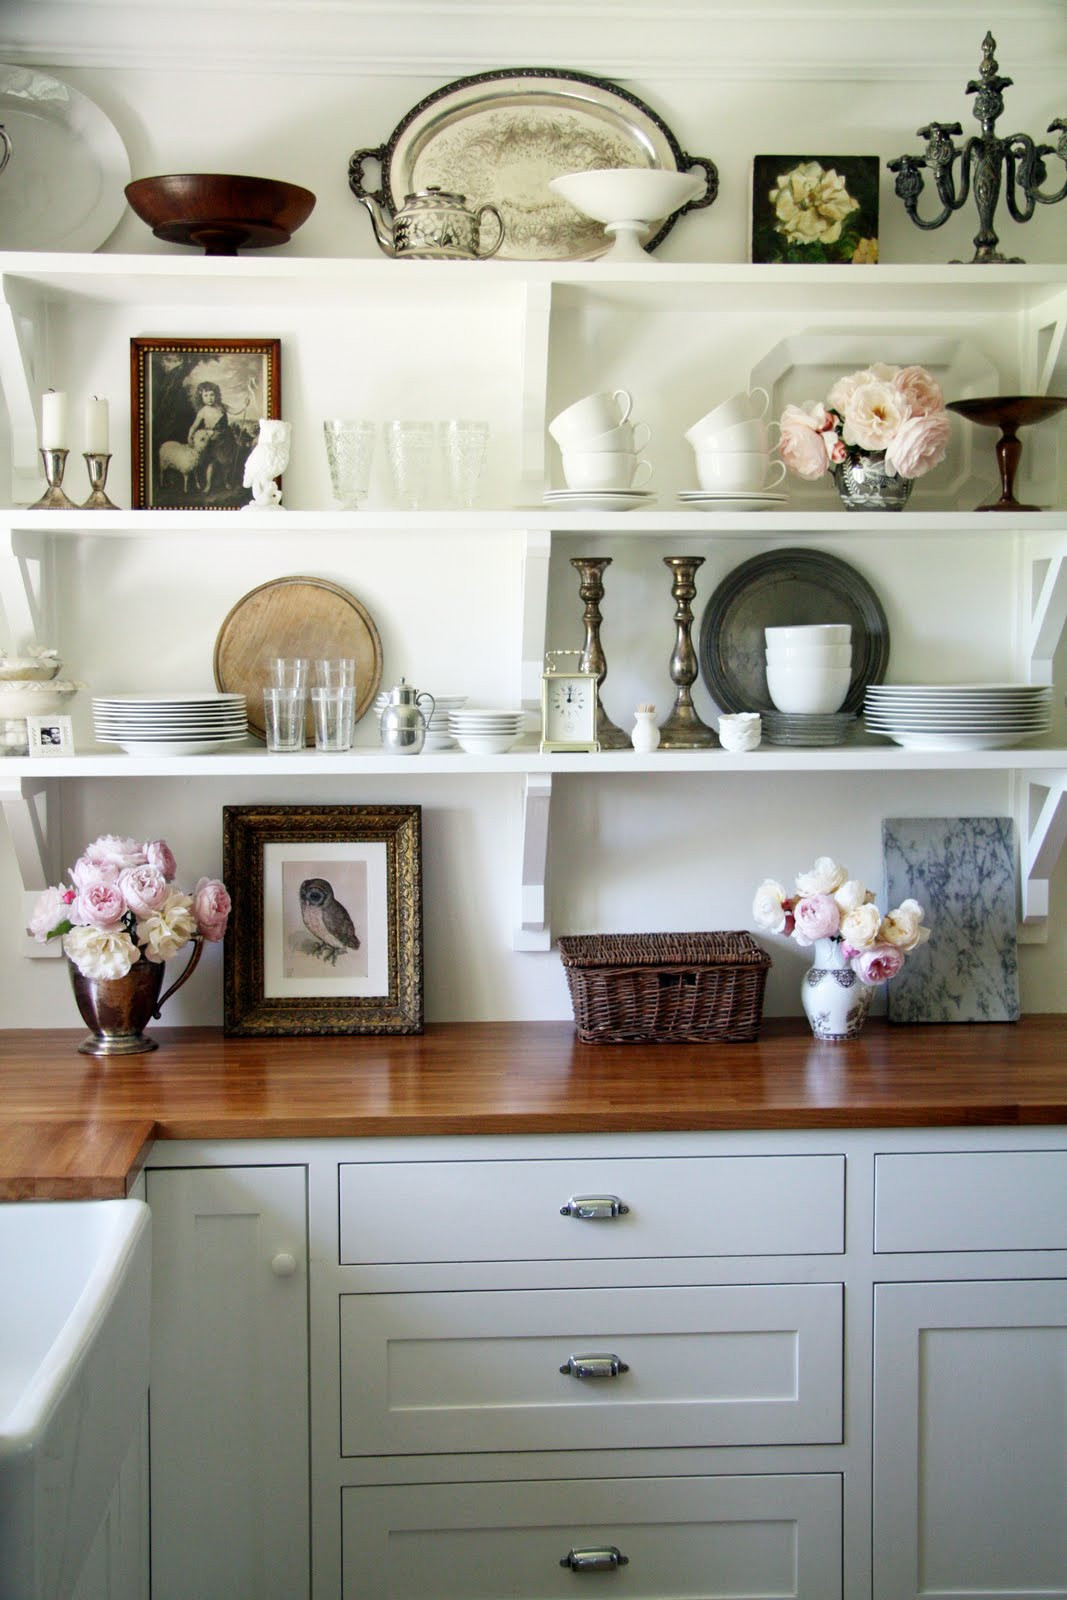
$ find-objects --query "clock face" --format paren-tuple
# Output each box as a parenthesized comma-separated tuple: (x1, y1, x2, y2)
(551, 680, 588, 727)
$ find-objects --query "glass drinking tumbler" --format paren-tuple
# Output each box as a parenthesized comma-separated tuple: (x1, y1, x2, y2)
(385, 420, 435, 509)
(315, 657, 358, 688)
(311, 685, 356, 751)
(323, 420, 376, 508)
(270, 656, 310, 689)
(439, 419, 489, 507)
(263, 686, 307, 751)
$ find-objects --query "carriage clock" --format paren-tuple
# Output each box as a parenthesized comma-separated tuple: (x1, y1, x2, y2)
(540, 650, 600, 753)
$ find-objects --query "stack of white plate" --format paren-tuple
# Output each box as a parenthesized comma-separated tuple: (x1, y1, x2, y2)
(863, 683, 1052, 751)
(447, 706, 526, 754)
(93, 692, 249, 755)
(374, 691, 468, 751)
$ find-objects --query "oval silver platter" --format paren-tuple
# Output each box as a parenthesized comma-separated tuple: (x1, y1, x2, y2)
(348, 67, 718, 262)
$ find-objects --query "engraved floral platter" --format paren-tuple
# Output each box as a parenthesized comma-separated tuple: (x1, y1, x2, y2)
(348, 68, 717, 262)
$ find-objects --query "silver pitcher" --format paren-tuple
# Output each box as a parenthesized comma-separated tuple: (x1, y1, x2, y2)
(350, 182, 504, 261)
(379, 679, 435, 754)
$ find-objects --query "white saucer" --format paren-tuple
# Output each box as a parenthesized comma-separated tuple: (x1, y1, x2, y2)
(677, 491, 788, 511)
(543, 490, 655, 512)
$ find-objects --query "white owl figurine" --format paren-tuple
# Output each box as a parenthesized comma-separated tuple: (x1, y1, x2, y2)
(242, 418, 291, 509)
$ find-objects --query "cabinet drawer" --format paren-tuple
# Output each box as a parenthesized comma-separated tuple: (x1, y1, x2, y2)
(338, 1154, 843, 1263)
(339, 1282, 842, 1456)
(341, 1473, 841, 1599)
(875, 1151, 1067, 1252)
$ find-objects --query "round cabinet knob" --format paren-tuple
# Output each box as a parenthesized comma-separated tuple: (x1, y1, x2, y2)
(271, 1251, 298, 1277)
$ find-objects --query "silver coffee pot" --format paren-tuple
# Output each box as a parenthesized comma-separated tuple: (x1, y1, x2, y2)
(379, 679, 435, 755)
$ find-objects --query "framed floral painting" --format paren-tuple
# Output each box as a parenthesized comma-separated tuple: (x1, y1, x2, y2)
(222, 803, 423, 1036)
(751, 155, 879, 264)
(130, 336, 281, 510)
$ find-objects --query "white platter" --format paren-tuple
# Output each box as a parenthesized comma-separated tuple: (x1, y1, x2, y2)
(0, 65, 131, 251)
(749, 333, 998, 509)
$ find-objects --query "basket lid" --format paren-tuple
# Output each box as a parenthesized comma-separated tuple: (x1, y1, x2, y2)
(556, 931, 770, 969)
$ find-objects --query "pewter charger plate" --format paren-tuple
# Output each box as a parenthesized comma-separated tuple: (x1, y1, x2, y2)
(698, 548, 889, 716)
(348, 68, 717, 261)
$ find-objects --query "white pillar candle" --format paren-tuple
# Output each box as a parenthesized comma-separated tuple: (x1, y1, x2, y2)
(41, 390, 68, 450)
(85, 395, 109, 454)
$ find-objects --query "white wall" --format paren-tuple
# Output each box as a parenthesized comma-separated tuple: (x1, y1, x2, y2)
(2, 2, 1066, 1028)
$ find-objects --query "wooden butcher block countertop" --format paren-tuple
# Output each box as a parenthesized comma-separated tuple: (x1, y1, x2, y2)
(2, 1017, 1067, 1199)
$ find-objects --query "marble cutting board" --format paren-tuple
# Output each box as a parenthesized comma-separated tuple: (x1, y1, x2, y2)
(882, 816, 1019, 1023)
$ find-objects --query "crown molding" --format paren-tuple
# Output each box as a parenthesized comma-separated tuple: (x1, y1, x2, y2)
(4, 1, 1066, 80)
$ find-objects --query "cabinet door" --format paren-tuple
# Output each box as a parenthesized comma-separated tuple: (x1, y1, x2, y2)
(873, 1278, 1067, 1600)
(145, 1165, 309, 1600)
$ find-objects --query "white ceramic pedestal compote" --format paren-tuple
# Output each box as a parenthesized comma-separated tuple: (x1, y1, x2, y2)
(548, 168, 705, 261)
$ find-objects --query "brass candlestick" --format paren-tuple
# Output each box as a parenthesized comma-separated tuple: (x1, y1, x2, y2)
(658, 555, 717, 748)
(81, 452, 120, 511)
(29, 448, 77, 511)
(570, 555, 629, 749)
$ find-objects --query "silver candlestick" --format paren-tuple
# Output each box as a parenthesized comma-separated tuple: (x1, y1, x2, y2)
(570, 555, 629, 749)
(81, 452, 120, 511)
(658, 555, 717, 749)
(29, 448, 78, 511)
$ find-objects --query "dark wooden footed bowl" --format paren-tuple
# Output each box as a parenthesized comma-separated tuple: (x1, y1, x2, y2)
(124, 173, 316, 255)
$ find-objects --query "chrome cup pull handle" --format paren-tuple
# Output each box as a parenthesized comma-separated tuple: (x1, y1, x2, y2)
(560, 1353, 629, 1380)
(561, 1546, 629, 1572)
(560, 1194, 629, 1220)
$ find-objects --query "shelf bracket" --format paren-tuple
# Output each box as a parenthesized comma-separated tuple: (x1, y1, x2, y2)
(0, 273, 46, 503)
(1026, 551, 1067, 685)
(515, 771, 552, 951)
(1018, 770, 1067, 927)
(0, 775, 63, 958)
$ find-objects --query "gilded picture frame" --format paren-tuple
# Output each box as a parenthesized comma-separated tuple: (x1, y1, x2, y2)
(130, 335, 281, 510)
(222, 803, 423, 1036)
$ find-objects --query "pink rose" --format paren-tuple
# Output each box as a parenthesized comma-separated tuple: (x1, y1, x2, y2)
(893, 365, 944, 418)
(778, 403, 832, 480)
(883, 410, 951, 478)
(792, 893, 841, 946)
(841, 380, 906, 451)
(119, 863, 170, 917)
(853, 943, 905, 985)
(70, 854, 120, 889)
(84, 834, 145, 872)
(27, 884, 71, 942)
(74, 879, 127, 930)
(145, 839, 178, 881)
(193, 876, 231, 941)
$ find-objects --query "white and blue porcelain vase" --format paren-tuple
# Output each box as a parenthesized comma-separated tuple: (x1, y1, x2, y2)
(801, 936, 874, 1041)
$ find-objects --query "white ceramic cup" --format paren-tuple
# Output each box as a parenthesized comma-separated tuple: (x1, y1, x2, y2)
(695, 416, 779, 453)
(765, 623, 852, 647)
(562, 450, 653, 490)
(765, 662, 852, 715)
(685, 385, 770, 446)
(577, 419, 651, 453)
(695, 452, 786, 492)
(765, 643, 853, 669)
(549, 389, 633, 444)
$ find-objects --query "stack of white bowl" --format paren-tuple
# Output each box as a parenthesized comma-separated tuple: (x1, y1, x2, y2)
(447, 706, 526, 755)
(683, 387, 785, 499)
(548, 389, 652, 493)
(765, 625, 853, 714)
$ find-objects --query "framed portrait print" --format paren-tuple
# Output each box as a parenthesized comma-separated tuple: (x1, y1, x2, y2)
(222, 803, 423, 1035)
(130, 336, 281, 510)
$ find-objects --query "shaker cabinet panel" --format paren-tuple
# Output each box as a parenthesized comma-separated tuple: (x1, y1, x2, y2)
(873, 1278, 1067, 1600)
(874, 1150, 1067, 1252)
(341, 1473, 842, 1600)
(338, 1153, 844, 1264)
(146, 1164, 310, 1600)
(339, 1281, 842, 1455)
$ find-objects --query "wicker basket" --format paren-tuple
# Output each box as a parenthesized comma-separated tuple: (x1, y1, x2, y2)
(557, 931, 770, 1044)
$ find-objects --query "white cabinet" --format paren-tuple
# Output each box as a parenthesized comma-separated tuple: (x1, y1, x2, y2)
(144, 1163, 310, 1600)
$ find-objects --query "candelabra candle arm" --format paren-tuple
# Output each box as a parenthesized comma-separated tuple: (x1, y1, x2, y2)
(888, 155, 955, 232)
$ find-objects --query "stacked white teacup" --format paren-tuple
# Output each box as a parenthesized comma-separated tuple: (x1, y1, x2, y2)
(684, 385, 785, 497)
(764, 624, 853, 714)
(549, 388, 652, 492)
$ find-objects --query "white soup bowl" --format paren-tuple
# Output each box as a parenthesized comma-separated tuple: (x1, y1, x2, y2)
(765, 662, 853, 715)
(765, 623, 852, 647)
(765, 643, 853, 669)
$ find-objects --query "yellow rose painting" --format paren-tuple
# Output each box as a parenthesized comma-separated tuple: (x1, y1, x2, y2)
(751, 154, 879, 264)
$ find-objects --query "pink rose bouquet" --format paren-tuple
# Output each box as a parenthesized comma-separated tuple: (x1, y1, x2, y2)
(27, 833, 231, 981)
(752, 854, 930, 987)
(777, 362, 952, 484)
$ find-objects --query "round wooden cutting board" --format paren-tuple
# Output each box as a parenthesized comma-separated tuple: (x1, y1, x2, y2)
(213, 575, 383, 741)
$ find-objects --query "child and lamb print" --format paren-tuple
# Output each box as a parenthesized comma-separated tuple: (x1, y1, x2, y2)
(132, 337, 281, 509)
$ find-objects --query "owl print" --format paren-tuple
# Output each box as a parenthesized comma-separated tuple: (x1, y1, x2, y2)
(299, 877, 361, 965)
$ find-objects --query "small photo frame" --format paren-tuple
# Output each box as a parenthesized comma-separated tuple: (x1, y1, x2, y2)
(26, 714, 74, 757)
(751, 155, 879, 264)
(130, 336, 281, 510)
(222, 803, 423, 1036)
